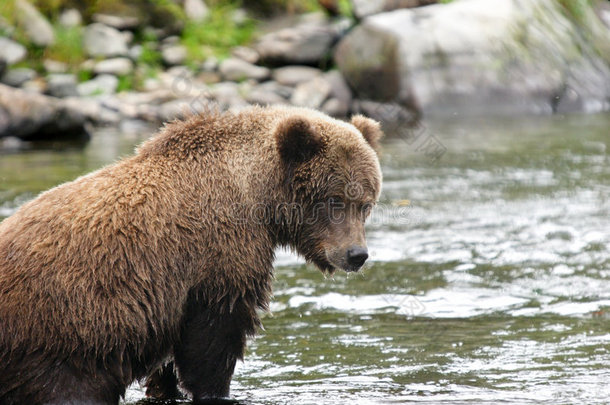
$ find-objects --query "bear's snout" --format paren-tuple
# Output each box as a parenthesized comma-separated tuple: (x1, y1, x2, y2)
(346, 245, 369, 271)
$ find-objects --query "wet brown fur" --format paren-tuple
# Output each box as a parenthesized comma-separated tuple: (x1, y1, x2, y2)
(0, 105, 383, 404)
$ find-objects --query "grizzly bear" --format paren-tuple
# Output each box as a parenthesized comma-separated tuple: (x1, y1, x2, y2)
(0, 105, 383, 404)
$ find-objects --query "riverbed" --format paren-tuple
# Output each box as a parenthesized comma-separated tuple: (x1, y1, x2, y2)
(1, 113, 609, 404)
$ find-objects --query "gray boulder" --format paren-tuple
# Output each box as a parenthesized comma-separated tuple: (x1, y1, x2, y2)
(59, 8, 82, 27)
(77, 74, 119, 97)
(92, 14, 140, 30)
(93, 58, 134, 76)
(1, 68, 36, 87)
(324, 70, 352, 111)
(0, 83, 87, 140)
(161, 45, 188, 66)
(336, 0, 610, 116)
(83, 23, 129, 58)
(231, 46, 259, 64)
(43, 59, 68, 73)
(255, 23, 339, 65)
(46, 74, 78, 98)
(290, 77, 331, 109)
(219, 58, 270, 82)
(272, 66, 322, 87)
(350, 0, 438, 19)
(15, 0, 54, 47)
(0, 37, 27, 65)
(184, 0, 209, 21)
(246, 82, 288, 106)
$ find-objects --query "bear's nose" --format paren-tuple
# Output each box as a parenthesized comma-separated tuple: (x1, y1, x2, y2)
(346, 246, 368, 269)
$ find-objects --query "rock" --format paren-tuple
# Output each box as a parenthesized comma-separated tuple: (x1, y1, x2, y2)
(321, 97, 348, 117)
(46, 74, 78, 98)
(161, 45, 187, 66)
(196, 71, 221, 85)
(128, 45, 143, 61)
(256, 80, 293, 99)
(15, 0, 54, 47)
(93, 58, 134, 76)
(0, 60, 5, 79)
(231, 46, 259, 64)
(351, 99, 417, 133)
(63, 96, 121, 125)
(121, 31, 134, 45)
(324, 70, 352, 110)
(77, 74, 119, 97)
(290, 77, 331, 109)
(202, 57, 219, 72)
(43, 59, 68, 73)
(231, 8, 249, 26)
(219, 58, 270, 82)
(350, 0, 438, 19)
(161, 36, 180, 46)
(59, 8, 82, 27)
(21, 78, 46, 93)
(0, 37, 27, 65)
(246, 84, 287, 106)
(159, 98, 214, 122)
(92, 14, 140, 30)
(272, 66, 322, 87)
(336, 0, 610, 116)
(1, 68, 36, 87)
(0, 83, 87, 140)
(255, 23, 339, 65)
(184, 0, 209, 21)
(84, 23, 129, 57)
(210, 82, 248, 110)
(555, 57, 610, 114)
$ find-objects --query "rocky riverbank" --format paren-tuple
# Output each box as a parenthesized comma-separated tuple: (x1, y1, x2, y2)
(1, 0, 609, 141)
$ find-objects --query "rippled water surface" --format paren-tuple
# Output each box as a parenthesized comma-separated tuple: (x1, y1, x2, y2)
(1, 113, 609, 404)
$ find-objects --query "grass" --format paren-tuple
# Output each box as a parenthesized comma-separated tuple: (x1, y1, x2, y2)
(46, 25, 85, 66)
(180, 2, 257, 64)
(557, 0, 593, 24)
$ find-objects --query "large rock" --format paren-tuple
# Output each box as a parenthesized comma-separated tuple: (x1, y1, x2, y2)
(1, 67, 36, 87)
(0, 83, 87, 140)
(161, 45, 188, 66)
(93, 58, 134, 76)
(184, 0, 209, 21)
(77, 74, 119, 96)
(272, 65, 322, 87)
(15, 0, 55, 47)
(0, 37, 27, 65)
(46, 74, 78, 98)
(92, 14, 140, 30)
(255, 22, 340, 65)
(83, 23, 129, 57)
(219, 58, 270, 82)
(350, 0, 438, 19)
(336, 0, 610, 116)
(58, 8, 82, 27)
(290, 77, 332, 109)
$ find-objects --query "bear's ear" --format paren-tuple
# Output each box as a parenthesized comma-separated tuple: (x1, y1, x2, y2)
(275, 117, 322, 164)
(351, 115, 384, 152)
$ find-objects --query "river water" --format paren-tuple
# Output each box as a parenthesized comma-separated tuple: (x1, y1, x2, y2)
(1, 113, 609, 404)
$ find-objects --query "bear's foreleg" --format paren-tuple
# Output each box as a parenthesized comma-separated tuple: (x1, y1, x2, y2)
(174, 299, 258, 403)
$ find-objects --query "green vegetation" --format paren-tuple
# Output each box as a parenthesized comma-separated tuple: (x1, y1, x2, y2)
(0, 0, 355, 91)
(180, 2, 257, 64)
(47, 25, 84, 66)
(557, 0, 593, 24)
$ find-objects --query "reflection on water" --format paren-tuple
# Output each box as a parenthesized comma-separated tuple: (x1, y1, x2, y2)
(1, 114, 609, 404)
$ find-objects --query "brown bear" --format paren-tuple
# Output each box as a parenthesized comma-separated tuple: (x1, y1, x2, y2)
(0, 105, 383, 404)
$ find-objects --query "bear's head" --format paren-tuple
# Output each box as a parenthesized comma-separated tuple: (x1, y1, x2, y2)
(275, 112, 383, 273)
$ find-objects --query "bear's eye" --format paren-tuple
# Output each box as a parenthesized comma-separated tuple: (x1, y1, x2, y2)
(361, 202, 374, 218)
